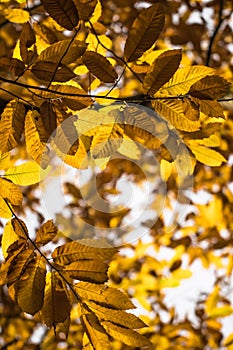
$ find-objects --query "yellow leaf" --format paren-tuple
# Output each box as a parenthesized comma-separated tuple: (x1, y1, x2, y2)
(85, 301, 146, 329)
(0, 178, 23, 206)
(41, 0, 79, 31)
(0, 196, 12, 219)
(0, 152, 11, 171)
(16, 257, 46, 315)
(124, 4, 165, 62)
(208, 306, 233, 319)
(25, 110, 50, 168)
(171, 269, 192, 280)
(81, 313, 110, 350)
(90, 0, 102, 23)
(187, 141, 226, 166)
(143, 49, 182, 96)
(6, 248, 34, 285)
(159, 66, 215, 96)
(4, 161, 46, 186)
(52, 239, 118, 265)
(160, 159, 174, 181)
(62, 260, 108, 283)
(3, 9, 29, 23)
(74, 282, 135, 310)
(118, 137, 141, 160)
(205, 286, 220, 314)
(101, 321, 151, 347)
(153, 100, 200, 132)
(1, 220, 20, 258)
(0, 100, 25, 153)
(223, 333, 233, 347)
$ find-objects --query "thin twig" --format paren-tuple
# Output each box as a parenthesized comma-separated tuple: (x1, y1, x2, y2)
(206, 0, 225, 66)
(3, 199, 81, 302)
(88, 21, 143, 83)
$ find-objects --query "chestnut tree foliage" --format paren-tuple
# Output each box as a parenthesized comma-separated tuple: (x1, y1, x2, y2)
(0, 0, 233, 349)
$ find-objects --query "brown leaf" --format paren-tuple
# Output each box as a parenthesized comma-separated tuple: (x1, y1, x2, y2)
(0, 57, 25, 76)
(82, 51, 118, 83)
(31, 61, 76, 82)
(40, 101, 57, 136)
(189, 75, 230, 99)
(124, 3, 165, 62)
(143, 49, 182, 96)
(20, 22, 36, 65)
(41, 0, 79, 31)
(35, 220, 58, 246)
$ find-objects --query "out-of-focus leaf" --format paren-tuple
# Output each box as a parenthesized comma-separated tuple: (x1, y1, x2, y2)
(3, 9, 29, 23)
(41, 0, 79, 31)
(143, 49, 182, 96)
(124, 4, 165, 62)
(83, 51, 117, 83)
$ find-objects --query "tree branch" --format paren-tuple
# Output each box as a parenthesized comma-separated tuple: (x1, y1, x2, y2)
(3, 199, 81, 303)
(205, 0, 225, 66)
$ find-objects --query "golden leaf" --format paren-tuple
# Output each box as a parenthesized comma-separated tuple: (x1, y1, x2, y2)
(188, 141, 226, 166)
(0, 178, 23, 206)
(85, 300, 146, 329)
(81, 313, 110, 350)
(40, 272, 71, 327)
(62, 260, 108, 283)
(24, 110, 50, 168)
(4, 161, 45, 186)
(74, 282, 135, 310)
(101, 321, 151, 347)
(0, 100, 25, 153)
(74, 0, 98, 21)
(52, 239, 118, 265)
(124, 4, 165, 62)
(192, 98, 225, 119)
(41, 0, 79, 31)
(0, 57, 25, 76)
(90, 123, 124, 159)
(189, 75, 230, 99)
(37, 39, 87, 64)
(31, 61, 75, 82)
(49, 85, 93, 110)
(159, 65, 215, 96)
(16, 257, 46, 315)
(3, 8, 29, 24)
(1, 220, 21, 258)
(0, 196, 12, 219)
(6, 249, 34, 285)
(153, 100, 200, 132)
(82, 51, 117, 83)
(143, 49, 182, 96)
(35, 220, 58, 246)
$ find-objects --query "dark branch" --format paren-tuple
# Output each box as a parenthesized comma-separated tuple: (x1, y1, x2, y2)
(205, 0, 225, 66)
(3, 199, 81, 303)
